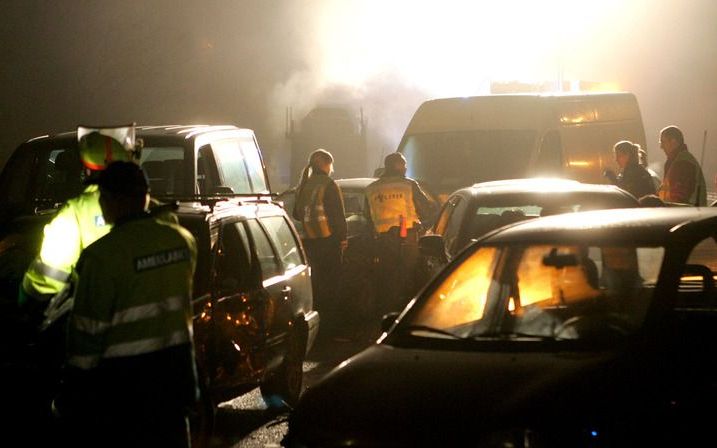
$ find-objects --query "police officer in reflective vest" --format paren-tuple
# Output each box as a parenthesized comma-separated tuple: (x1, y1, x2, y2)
(56, 161, 198, 447)
(293, 149, 347, 336)
(365, 152, 435, 314)
(20, 125, 175, 317)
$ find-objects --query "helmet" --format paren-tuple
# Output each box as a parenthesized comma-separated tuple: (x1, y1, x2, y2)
(77, 124, 136, 171)
(78, 132, 131, 171)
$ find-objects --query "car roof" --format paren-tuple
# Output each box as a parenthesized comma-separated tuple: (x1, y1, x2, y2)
(336, 177, 376, 190)
(449, 178, 637, 206)
(23, 125, 253, 144)
(483, 207, 717, 246)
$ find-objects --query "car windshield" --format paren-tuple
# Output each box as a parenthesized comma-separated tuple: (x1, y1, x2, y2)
(400, 130, 536, 193)
(403, 243, 665, 342)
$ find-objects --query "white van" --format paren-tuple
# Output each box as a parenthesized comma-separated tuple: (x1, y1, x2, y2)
(396, 92, 647, 199)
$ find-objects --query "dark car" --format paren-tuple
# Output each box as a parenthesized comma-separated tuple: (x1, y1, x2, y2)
(177, 198, 318, 441)
(419, 178, 639, 277)
(277, 178, 377, 337)
(286, 207, 717, 447)
(0, 126, 316, 445)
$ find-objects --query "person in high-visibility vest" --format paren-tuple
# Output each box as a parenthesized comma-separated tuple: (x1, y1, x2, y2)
(293, 149, 347, 338)
(54, 161, 198, 447)
(365, 152, 436, 314)
(19, 128, 135, 314)
(20, 126, 176, 318)
(658, 125, 707, 206)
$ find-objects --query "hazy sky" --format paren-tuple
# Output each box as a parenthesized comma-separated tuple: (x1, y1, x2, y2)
(2, 0, 716, 187)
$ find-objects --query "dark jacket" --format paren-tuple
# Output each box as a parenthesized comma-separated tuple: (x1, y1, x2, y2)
(617, 162, 657, 199)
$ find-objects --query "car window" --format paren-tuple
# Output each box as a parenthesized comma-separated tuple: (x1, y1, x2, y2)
(259, 215, 304, 270)
(139, 146, 187, 196)
(210, 137, 268, 194)
(246, 219, 282, 279)
(411, 246, 498, 330)
(406, 243, 664, 341)
(0, 146, 85, 212)
(197, 145, 220, 194)
(433, 197, 455, 236)
(215, 221, 253, 291)
(680, 236, 717, 306)
(343, 191, 365, 216)
(443, 197, 468, 254)
(237, 137, 268, 193)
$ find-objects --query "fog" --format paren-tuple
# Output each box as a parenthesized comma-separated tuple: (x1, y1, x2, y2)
(2, 0, 716, 190)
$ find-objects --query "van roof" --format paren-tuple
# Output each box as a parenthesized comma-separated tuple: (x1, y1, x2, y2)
(405, 92, 641, 133)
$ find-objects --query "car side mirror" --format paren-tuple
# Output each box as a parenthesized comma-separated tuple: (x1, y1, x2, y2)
(419, 234, 447, 261)
(380, 312, 400, 333)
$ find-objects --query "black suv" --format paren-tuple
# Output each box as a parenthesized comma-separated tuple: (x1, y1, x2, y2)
(178, 197, 317, 441)
(0, 125, 317, 445)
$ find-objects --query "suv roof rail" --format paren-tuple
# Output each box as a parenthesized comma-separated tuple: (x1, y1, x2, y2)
(157, 193, 279, 210)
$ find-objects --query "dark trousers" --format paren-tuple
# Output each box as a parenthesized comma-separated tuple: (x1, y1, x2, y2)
(372, 230, 420, 316)
(303, 236, 342, 335)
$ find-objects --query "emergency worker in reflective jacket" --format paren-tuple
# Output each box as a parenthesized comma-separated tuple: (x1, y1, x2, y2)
(365, 152, 435, 314)
(20, 127, 135, 312)
(293, 149, 347, 337)
(20, 126, 176, 318)
(658, 125, 707, 206)
(56, 161, 198, 447)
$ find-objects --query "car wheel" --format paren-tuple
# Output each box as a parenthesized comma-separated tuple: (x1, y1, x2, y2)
(260, 326, 306, 409)
(189, 373, 215, 448)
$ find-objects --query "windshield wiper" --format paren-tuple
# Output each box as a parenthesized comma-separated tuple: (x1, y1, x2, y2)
(401, 324, 464, 340)
(467, 331, 558, 341)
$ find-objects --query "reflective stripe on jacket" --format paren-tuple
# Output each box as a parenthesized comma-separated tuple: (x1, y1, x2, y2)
(22, 185, 109, 301)
(67, 215, 197, 370)
(366, 176, 420, 234)
(296, 174, 333, 239)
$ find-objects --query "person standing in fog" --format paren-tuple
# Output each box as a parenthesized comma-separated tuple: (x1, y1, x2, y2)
(658, 125, 707, 206)
(365, 152, 436, 315)
(54, 161, 198, 447)
(293, 149, 347, 338)
(606, 140, 656, 199)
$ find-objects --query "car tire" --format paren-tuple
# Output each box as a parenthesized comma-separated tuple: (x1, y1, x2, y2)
(189, 372, 215, 448)
(260, 325, 306, 409)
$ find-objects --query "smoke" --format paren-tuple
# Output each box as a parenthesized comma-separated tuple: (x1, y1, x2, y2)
(2, 0, 717, 190)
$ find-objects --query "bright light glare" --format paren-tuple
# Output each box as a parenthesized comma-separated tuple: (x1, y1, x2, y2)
(317, 0, 624, 95)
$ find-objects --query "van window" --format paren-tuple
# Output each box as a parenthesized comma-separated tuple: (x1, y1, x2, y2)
(401, 130, 536, 194)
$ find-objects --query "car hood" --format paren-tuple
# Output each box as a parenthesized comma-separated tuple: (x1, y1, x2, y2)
(288, 342, 659, 446)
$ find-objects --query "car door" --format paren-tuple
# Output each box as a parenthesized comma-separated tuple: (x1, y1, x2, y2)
(243, 217, 292, 371)
(207, 218, 269, 390)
